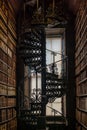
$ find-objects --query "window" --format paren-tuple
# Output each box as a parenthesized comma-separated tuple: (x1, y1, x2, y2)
(46, 36, 63, 116)
(46, 37, 62, 77)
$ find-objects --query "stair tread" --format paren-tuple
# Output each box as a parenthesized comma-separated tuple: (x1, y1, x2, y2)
(46, 121, 66, 125)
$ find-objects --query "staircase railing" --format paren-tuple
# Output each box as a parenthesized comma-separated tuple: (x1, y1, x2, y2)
(47, 106, 68, 126)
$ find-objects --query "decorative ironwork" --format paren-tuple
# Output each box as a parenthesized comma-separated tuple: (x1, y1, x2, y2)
(46, 72, 66, 99)
(46, 0, 68, 25)
(31, 88, 41, 102)
(18, 0, 68, 126)
(19, 25, 46, 124)
(23, 0, 69, 27)
(19, 27, 44, 70)
(31, 7, 45, 25)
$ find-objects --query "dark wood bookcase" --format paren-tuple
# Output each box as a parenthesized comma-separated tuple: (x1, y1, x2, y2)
(75, 0, 87, 130)
(0, 0, 17, 129)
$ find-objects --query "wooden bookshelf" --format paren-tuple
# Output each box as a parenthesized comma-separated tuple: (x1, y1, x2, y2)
(0, 0, 17, 129)
(75, 0, 87, 130)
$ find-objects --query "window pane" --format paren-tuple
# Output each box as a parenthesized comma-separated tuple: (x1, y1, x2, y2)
(46, 37, 62, 116)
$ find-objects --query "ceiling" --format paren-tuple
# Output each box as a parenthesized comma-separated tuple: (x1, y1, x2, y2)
(8, 0, 80, 36)
(9, 0, 80, 15)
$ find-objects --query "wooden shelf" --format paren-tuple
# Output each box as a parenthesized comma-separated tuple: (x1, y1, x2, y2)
(78, 78, 87, 85)
(78, 121, 87, 130)
(77, 94, 87, 97)
(0, 116, 16, 125)
(0, 0, 17, 129)
(0, 106, 16, 110)
(75, 1, 87, 130)
(0, 9, 8, 25)
(77, 108, 87, 113)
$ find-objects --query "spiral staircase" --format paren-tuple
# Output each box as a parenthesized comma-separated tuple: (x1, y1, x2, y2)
(17, 24, 67, 130)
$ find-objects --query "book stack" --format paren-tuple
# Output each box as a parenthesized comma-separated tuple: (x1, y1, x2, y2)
(0, 0, 17, 129)
(75, 0, 87, 130)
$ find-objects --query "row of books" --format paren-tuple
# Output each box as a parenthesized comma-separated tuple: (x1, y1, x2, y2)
(0, 72, 16, 86)
(77, 70, 87, 83)
(0, 84, 7, 96)
(0, 72, 8, 84)
(78, 81, 87, 95)
(7, 118, 17, 130)
(8, 98, 16, 107)
(0, 0, 17, 129)
(0, 85, 16, 96)
(0, 49, 16, 70)
(0, 35, 16, 60)
(8, 86, 16, 95)
(79, 97, 87, 110)
(0, 109, 7, 122)
(75, 0, 87, 130)
(75, 46, 87, 68)
(0, 96, 7, 107)
(0, 60, 8, 73)
(0, 118, 17, 130)
(0, 98, 16, 108)
(0, 123, 7, 130)
(75, 1, 87, 47)
(76, 109, 87, 128)
(0, 0, 16, 40)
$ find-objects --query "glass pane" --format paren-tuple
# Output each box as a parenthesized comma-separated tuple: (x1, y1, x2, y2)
(46, 37, 62, 76)
(46, 37, 62, 116)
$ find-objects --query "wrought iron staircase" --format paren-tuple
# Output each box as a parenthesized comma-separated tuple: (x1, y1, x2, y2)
(19, 105, 67, 130)
(46, 72, 66, 102)
(18, 25, 67, 129)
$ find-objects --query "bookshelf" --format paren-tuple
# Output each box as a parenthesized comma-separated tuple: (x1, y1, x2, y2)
(75, 0, 87, 130)
(0, 0, 17, 130)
